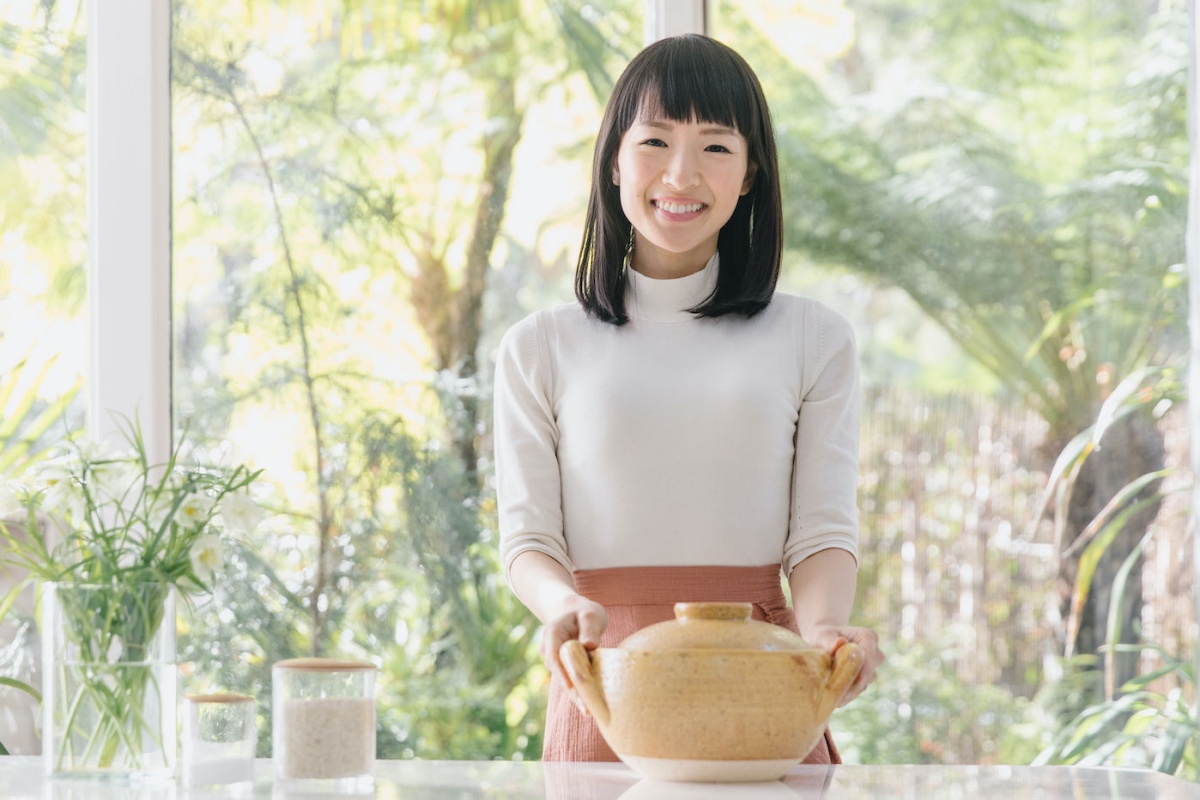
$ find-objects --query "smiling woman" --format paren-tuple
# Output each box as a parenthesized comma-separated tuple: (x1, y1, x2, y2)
(613, 117, 756, 278)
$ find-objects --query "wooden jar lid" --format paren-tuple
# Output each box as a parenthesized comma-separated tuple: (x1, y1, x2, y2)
(186, 692, 254, 704)
(273, 657, 376, 671)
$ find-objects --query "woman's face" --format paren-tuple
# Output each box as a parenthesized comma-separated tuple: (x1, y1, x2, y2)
(613, 114, 756, 280)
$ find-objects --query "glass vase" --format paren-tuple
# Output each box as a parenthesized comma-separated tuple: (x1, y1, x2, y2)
(41, 582, 177, 780)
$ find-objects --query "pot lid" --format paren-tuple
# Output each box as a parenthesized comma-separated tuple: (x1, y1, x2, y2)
(619, 602, 813, 652)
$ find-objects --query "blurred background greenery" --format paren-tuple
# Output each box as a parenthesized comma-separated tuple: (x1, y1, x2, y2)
(0, 0, 1192, 776)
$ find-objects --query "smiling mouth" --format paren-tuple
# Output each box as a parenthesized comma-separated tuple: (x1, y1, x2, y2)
(653, 200, 706, 214)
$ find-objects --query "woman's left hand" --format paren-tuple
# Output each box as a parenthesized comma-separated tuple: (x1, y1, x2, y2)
(806, 625, 885, 707)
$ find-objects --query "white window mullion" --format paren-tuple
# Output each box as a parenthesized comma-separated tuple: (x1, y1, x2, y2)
(646, 0, 707, 42)
(87, 0, 172, 461)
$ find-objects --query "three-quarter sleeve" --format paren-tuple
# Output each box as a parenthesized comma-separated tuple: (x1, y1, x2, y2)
(493, 311, 573, 585)
(783, 301, 860, 575)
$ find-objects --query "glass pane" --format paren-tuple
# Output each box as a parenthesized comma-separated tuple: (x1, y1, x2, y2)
(0, 0, 88, 755)
(712, 0, 1190, 770)
(172, 0, 641, 759)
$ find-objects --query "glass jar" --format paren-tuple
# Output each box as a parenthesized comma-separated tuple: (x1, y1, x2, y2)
(182, 692, 256, 789)
(41, 582, 176, 780)
(272, 658, 376, 792)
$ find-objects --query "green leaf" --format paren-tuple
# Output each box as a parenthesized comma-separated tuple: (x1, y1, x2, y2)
(0, 677, 40, 703)
(0, 579, 28, 623)
(1153, 718, 1196, 774)
(1022, 294, 1095, 363)
(1103, 527, 1155, 696)
(1092, 367, 1163, 445)
(1064, 474, 1169, 654)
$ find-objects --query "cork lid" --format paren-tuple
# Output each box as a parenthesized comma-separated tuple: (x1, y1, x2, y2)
(186, 692, 254, 704)
(273, 657, 376, 671)
(619, 602, 813, 652)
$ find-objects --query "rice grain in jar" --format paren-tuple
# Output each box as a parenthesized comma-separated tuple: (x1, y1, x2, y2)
(272, 657, 376, 792)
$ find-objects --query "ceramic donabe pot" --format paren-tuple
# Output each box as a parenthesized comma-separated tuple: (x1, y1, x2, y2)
(560, 602, 863, 783)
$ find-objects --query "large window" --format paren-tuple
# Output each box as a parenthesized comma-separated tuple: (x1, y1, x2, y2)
(0, 0, 1192, 771)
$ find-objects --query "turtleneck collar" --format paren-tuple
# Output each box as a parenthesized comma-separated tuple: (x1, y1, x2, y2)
(626, 252, 719, 323)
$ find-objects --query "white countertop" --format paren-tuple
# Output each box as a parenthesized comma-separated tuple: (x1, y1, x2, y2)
(0, 757, 1196, 799)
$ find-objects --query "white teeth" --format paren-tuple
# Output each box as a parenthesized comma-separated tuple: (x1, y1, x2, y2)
(656, 201, 704, 214)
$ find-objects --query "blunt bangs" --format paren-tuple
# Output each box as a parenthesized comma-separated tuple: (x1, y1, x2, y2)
(575, 35, 783, 326)
(612, 38, 761, 145)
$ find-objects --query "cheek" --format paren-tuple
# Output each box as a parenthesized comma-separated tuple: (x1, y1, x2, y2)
(617, 183, 642, 219)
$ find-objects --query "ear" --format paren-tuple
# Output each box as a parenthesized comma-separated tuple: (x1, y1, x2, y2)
(612, 168, 621, 186)
(740, 162, 758, 195)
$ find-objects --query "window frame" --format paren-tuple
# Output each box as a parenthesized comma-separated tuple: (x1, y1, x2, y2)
(86, 0, 171, 459)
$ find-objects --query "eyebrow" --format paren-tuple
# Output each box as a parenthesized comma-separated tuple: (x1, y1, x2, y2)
(638, 119, 740, 137)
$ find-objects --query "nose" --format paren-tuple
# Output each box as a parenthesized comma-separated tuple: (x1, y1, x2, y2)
(662, 149, 699, 190)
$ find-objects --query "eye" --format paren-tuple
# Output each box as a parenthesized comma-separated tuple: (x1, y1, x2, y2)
(705, 144, 732, 153)
(639, 138, 667, 147)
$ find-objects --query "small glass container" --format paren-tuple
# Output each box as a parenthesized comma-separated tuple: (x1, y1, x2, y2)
(182, 692, 256, 789)
(272, 658, 376, 793)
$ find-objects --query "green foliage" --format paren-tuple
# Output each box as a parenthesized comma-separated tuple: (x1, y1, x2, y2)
(1032, 367, 1184, 659)
(727, 0, 1190, 436)
(0, 5, 88, 318)
(1029, 366, 1195, 779)
(834, 625, 1038, 765)
(1036, 645, 1198, 780)
(0, 355, 80, 478)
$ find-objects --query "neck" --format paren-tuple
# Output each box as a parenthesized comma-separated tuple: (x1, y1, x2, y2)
(631, 244, 717, 280)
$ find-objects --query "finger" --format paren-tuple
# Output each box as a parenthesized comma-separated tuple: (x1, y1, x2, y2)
(577, 607, 606, 649)
(542, 629, 572, 688)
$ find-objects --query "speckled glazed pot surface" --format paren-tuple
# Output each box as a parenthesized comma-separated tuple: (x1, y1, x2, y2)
(560, 602, 864, 783)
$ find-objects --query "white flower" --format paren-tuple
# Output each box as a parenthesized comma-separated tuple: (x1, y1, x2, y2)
(87, 456, 138, 504)
(218, 492, 262, 536)
(189, 534, 223, 584)
(175, 491, 215, 529)
(36, 459, 84, 521)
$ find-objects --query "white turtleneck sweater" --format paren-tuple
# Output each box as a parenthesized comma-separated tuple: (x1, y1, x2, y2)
(493, 254, 859, 584)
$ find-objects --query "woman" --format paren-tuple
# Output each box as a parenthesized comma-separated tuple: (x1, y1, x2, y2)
(493, 33, 884, 762)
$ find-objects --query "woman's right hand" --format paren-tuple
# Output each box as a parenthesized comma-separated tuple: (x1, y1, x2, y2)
(542, 596, 608, 708)
(506, 551, 608, 711)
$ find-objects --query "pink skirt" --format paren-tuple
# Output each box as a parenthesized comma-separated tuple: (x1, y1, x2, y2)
(542, 564, 841, 764)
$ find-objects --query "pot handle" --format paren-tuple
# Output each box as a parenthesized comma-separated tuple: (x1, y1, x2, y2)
(824, 641, 865, 710)
(560, 640, 610, 726)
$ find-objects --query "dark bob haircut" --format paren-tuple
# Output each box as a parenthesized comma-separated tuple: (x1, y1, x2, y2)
(575, 34, 783, 326)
